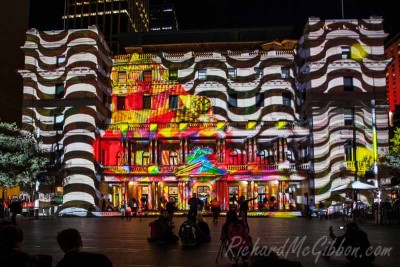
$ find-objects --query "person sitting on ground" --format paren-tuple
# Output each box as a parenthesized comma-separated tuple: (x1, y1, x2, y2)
(196, 214, 211, 243)
(327, 222, 375, 264)
(0, 224, 33, 267)
(152, 209, 178, 245)
(179, 212, 200, 246)
(221, 210, 253, 266)
(55, 228, 113, 267)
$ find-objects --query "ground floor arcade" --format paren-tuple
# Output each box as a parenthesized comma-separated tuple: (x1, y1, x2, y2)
(102, 177, 309, 212)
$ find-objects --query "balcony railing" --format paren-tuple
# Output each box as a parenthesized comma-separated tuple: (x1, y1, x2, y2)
(102, 162, 310, 174)
(345, 161, 371, 172)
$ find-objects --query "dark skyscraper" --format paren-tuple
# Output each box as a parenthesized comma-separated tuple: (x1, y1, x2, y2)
(0, 0, 29, 126)
(149, 0, 178, 31)
(63, 0, 149, 52)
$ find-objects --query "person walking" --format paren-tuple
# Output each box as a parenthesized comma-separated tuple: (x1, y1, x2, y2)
(55, 228, 113, 267)
(210, 198, 221, 223)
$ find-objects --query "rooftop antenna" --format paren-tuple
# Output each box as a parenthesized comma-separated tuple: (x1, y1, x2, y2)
(341, 0, 345, 19)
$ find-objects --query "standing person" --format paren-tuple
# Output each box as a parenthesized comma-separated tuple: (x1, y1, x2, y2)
(238, 195, 257, 221)
(229, 195, 238, 211)
(55, 228, 113, 267)
(100, 194, 106, 211)
(210, 198, 221, 223)
(317, 201, 325, 219)
(221, 210, 252, 266)
(188, 193, 201, 216)
(166, 197, 178, 219)
(9, 196, 22, 225)
(141, 197, 148, 212)
(0, 225, 34, 267)
(130, 198, 138, 216)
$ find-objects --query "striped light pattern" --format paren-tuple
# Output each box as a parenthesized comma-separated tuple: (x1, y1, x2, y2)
(19, 26, 112, 215)
(295, 17, 390, 204)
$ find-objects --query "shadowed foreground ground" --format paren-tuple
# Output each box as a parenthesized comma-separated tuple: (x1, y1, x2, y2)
(8, 215, 400, 267)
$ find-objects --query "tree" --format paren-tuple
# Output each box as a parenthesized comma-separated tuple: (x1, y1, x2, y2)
(381, 127, 400, 181)
(0, 122, 49, 189)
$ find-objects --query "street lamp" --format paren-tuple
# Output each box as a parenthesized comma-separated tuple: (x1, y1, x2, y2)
(371, 99, 390, 224)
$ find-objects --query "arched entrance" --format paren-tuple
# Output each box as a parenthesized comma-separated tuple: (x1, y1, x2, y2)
(193, 182, 213, 211)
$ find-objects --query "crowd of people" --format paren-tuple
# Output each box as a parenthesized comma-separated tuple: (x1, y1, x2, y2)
(0, 222, 112, 267)
(0, 193, 376, 267)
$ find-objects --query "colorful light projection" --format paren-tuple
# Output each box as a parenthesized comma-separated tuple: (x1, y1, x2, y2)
(175, 147, 228, 177)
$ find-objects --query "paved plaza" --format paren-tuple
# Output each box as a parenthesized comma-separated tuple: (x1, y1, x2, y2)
(7, 215, 400, 267)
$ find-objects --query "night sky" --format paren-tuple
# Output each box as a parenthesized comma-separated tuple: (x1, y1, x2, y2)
(29, 0, 399, 40)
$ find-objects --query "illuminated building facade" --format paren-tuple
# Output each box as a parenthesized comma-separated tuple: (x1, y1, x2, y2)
(385, 33, 400, 142)
(385, 33, 400, 112)
(97, 40, 310, 213)
(19, 26, 112, 215)
(19, 17, 391, 216)
(63, 0, 149, 52)
(295, 17, 390, 204)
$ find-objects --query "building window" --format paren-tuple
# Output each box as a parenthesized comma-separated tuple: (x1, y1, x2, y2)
(56, 55, 66, 67)
(282, 93, 291, 107)
(55, 83, 64, 98)
(117, 96, 125, 110)
(281, 67, 290, 78)
(169, 69, 178, 81)
(344, 77, 354, 91)
(142, 151, 150, 165)
(229, 149, 239, 164)
(143, 70, 152, 82)
(118, 72, 126, 83)
(256, 150, 267, 164)
(228, 68, 237, 79)
(344, 108, 354, 126)
(54, 114, 64, 131)
(256, 93, 264, 107)
(169, 151, 178, 165)
(254, 67, 263, 79)
(344, 140, 354, 161)
(143, 95, 152, 109)
(341, 46, 351, 59)
(228, 93, 237, 107)
(198, 69, 207, 80)
(169, 95, 178, 109)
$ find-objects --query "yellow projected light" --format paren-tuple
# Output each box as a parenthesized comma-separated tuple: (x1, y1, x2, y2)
(351, 44, 368, 60)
